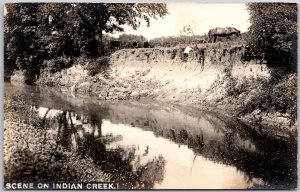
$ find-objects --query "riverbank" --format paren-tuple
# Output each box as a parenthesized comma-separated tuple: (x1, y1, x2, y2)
(4, 91, 111, 183)
(11, 43, 297, 140)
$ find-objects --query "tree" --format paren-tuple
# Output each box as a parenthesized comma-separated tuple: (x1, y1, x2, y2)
(36, 3, 82, 57)
(72, 3, 168, 56)
(4, 3, 168, 83)
(246, 3, 297, 72)
(5, 3, 44, 84)
(33, 3, 168, 56)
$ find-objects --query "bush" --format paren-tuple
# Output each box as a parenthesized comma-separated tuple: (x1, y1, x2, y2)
(85, 56, 110, 76)
(239, 74, 297, 125)
(42, 56, 72, 74)
(245, 3, 297, 71)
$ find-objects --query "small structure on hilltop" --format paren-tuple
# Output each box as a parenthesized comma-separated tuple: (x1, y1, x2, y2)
(208, 27, 240, 43)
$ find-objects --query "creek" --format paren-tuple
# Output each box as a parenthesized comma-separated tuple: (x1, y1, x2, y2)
(4, 83, 297, 189)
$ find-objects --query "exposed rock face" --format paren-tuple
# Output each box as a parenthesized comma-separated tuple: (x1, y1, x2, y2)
(108, 43, 271, 103)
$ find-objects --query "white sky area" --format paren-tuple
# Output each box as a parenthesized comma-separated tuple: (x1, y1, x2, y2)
(112, 3, 251, 40)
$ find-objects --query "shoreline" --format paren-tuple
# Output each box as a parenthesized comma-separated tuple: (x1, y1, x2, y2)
(5, 81, 297, 142)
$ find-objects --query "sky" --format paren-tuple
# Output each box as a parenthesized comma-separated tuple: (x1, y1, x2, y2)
(112, 3, 251, 40)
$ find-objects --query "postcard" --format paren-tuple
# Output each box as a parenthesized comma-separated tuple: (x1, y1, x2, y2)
(3, 2, 297, 190)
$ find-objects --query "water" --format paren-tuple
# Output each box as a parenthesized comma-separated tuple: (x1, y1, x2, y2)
(4, 83, 297, 189)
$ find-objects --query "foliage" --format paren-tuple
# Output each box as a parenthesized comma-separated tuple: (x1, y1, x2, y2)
(245, 3, 297, 71)
(42, 56, 73, 74)
(5, 4, 44, 84)
(236, 74, 297, 126)
(4, 3, 168, 83)
(149, 35, 207, 47)
(57, 3, 168, 56)
(118, 34, 147, 48)
(85, 56, 110, 76)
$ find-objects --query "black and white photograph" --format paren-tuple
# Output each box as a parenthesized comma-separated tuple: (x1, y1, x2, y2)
(3, 2, 298, 189)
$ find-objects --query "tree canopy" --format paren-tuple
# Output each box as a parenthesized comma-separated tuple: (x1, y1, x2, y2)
(246, 3, 297, 71)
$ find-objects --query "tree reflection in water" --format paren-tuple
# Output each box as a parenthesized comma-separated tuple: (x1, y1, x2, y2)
(162, 126, 296, 188)
(32, 102, 297, 189)
(43, 108, 166, 189)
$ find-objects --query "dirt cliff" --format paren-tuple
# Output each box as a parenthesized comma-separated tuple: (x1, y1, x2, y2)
(107, 43, 270, 102)
(12, 42, 297, 136)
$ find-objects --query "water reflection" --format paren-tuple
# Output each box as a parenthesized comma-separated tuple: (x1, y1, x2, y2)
(34, 106, 165, 189)
(100, 120, 264, 189)
(107, 104, 297, 189)
(32, 103, 297, 189)
(5, 83, 297, 189)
